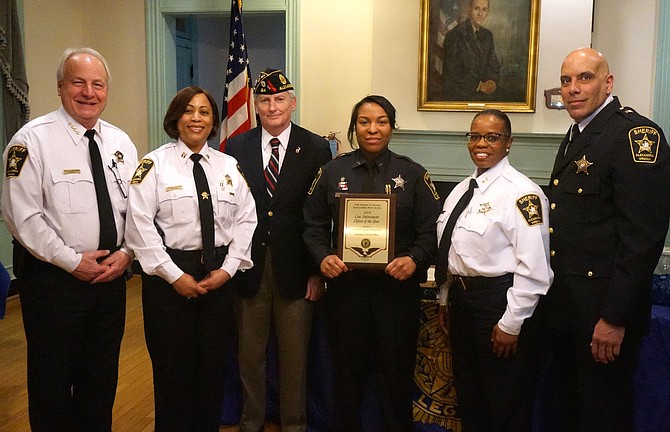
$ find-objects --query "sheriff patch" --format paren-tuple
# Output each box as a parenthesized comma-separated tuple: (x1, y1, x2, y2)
(307, 167, 323, 195)
(5, 145, 28, 178)
(629, 126, 660, 164)
(516, 194, 543, 226)
(130, 158, 155, 184)
(424, 172, 440, 200)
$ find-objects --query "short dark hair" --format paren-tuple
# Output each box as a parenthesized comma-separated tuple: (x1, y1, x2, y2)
(346, 95, 398, 147)
(473, 108, 512, 136)
(163, 86, 220, 140)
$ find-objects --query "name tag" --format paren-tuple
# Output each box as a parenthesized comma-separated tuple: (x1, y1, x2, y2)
(63, 169, 81, 175)
(165, 185, 183, 192)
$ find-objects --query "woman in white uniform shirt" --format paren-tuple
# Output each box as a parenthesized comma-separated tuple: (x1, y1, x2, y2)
(125, 86, 257, 431)
(435, 109, 552, 431)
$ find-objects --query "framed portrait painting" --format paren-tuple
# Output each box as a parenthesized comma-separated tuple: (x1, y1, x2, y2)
(418, 0, 540, 112)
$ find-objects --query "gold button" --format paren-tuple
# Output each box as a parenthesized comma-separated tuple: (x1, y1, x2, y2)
(550, 250, 556, 257)
(578, 188, 583, 194)
(550, 203, 556, 210)
(268, 211, 274, 217)
(588, 271, 593, 277)
(549, 227, 554, 234)
(553, 179, 559, 186)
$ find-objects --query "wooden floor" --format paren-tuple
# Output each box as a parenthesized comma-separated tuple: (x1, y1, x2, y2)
(0, 276, 280, 432)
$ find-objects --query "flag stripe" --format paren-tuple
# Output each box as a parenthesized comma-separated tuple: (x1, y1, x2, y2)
(219, 0, 256, 152)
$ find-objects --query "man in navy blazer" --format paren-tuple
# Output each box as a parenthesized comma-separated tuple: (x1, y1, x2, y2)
(226, 69, 331, 432)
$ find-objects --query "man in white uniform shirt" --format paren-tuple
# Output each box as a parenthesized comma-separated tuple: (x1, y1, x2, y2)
(2, 47, 138, 431)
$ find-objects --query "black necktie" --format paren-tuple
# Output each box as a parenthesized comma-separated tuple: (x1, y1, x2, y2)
(190, 153, 216, 271)
(435, 178, 478, 286)
(264, 138, 281, 198)
(85, 129, 117, 251)
(564, 124, 580, 156)
(362, 160, 377, 193)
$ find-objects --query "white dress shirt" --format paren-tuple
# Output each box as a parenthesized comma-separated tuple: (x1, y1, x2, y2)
(125, 140, 257, 284)
(436, 157, 553, 335)
(2, 107, 138, 272)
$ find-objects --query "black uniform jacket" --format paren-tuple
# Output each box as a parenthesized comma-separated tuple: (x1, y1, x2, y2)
(226, 124, 331, 299)
(545, 97, 670, 337)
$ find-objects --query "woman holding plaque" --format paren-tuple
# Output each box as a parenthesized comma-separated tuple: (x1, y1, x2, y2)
(434, 109, 552, 431)
(303, 95, 442, 432)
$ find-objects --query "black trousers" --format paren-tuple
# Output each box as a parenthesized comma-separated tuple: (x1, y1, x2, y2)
(20, 256, 126, 432)
(449, 275, 539, 432)
(142, 251, 233, 432)
(324, 271, 420, 432)
(542, 328, 641, 432)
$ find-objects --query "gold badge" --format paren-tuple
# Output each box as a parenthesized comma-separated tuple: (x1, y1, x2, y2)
(200, 191, 210, 200)
(225, 174, 233, 186)
(392, 174, 406, 190)
(629, 126, 660, 163)
(5, 145, 28, 178)
(478, 202, 492, 215)
(575, 155, 593, 174)
(516, 194, 543, 226)
(114, 151, 124, 163)
(130, 158, 155, 184)
(307, 167, 323, 195)
(424, 172, 440, 200)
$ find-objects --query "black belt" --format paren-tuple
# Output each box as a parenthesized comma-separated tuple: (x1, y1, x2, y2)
(452, 273, 514, 291)
(166, 245, 229, 265)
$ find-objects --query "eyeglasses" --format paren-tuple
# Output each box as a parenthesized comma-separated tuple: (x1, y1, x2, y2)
(466, 132, 509, 144)
(107, 161, 128, 199)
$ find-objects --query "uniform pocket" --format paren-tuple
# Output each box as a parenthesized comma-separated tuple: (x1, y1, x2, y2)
(453, 214, 489, 258)
(157, 183, 195, 224)
(50, 168, 95, 214)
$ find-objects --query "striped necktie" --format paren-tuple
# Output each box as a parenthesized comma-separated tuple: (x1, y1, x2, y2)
(264, 137, 281, 197)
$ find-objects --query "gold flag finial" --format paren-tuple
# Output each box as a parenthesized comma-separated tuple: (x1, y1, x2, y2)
(239, 0, 242, 9)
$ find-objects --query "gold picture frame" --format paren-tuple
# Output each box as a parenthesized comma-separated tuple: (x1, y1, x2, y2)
(418, 0, 540, 112)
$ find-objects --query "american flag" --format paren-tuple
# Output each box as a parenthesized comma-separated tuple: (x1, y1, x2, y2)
(219, 0, 256, 152)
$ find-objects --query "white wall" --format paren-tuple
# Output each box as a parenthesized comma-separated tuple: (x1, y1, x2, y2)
(592, 0, 659, 118)
(298, 0, 596, 144)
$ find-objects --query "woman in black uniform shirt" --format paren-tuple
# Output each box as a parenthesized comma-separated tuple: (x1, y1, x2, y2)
(303, 95, 442, 432)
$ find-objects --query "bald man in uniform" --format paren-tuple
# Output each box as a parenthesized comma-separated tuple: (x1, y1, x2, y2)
(544, 47, 670, 431)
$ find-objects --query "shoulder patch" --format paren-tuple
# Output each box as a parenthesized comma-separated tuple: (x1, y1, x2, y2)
(236, 163, 249, 187)
(307, 167, 323, 195)
(423, 172, 440, 200)
(516, 194, 543, 226)
(629, 126, 660, 164)
(5, 145, 29, 178)
(130, 158, 155, 184)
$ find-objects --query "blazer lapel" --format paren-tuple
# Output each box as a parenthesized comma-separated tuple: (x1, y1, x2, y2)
(273, 125, 301, 198)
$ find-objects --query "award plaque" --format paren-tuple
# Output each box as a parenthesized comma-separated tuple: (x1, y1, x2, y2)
(338, 193, 396, 269)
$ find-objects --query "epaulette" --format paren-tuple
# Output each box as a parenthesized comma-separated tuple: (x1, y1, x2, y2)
(335, 151, 354, 159)
(393, 152, 420, 166)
